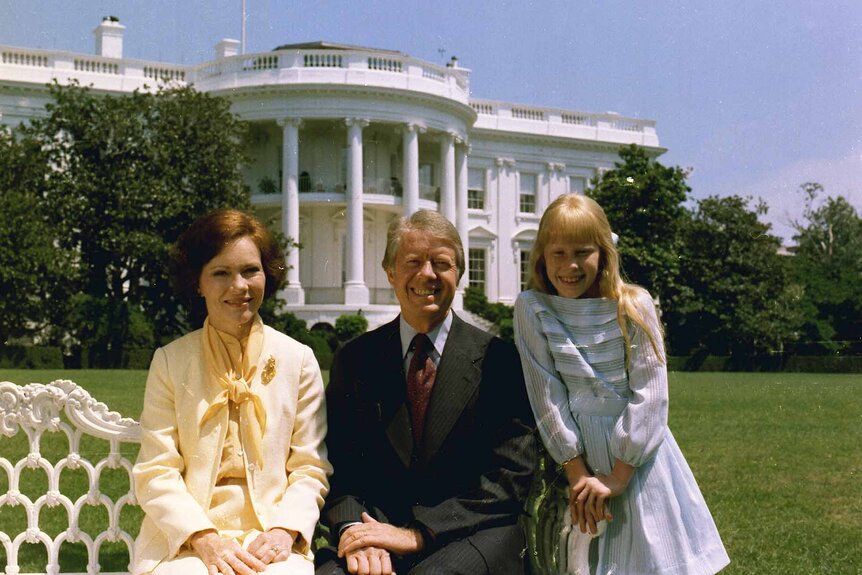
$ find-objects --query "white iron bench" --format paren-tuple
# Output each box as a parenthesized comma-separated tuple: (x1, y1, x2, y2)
(0, 380, 140, 575)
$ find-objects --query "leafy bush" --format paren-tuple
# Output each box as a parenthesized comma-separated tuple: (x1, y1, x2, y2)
(310, 323, 339, 352)
(0, 345, 64, 369)
(464, 286, 514, 341)
(261, 308, 334, 369)
(335, 314, 368, 343)
(298, 332, 334, 370)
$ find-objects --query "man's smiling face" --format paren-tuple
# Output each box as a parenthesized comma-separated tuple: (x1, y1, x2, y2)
(386, 230, 459, 332)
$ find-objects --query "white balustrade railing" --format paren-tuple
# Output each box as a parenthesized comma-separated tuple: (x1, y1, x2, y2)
(471, 101, 495, 115)
(419, 183, 439, 203)
(561, 112, 596, 127)
(421, 66, 446, 82)
(363, 176, 401, 197)
(470, 98, 659, 146)
(0, 43, 472, 104)
(73, 58, 120, 75)
(302, 52, 344, 68)
(143, 66, 186, 82)
(0, 43, 657, 146)
(367, 57, 403, 73)
(2, 49, 50, 68)
(0, 380, 141, 575)
(511, 107, 545, 121)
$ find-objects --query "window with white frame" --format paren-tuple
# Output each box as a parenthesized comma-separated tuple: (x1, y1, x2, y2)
(419, 163, 437, 202)
(468, 248, 486, 293)
(569, 176, 586, 194)
(419, 163, 434, 187)
(468, 168, 485, 210)
(519, 249, 532, 292)
(519, 173, 537, 214)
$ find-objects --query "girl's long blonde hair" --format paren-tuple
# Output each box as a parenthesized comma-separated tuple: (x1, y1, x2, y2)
(529, 194, 665, 363)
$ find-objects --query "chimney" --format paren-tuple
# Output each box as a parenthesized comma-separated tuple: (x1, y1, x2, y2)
(216, 39, 241, 59)
(93, 16, 125, 59)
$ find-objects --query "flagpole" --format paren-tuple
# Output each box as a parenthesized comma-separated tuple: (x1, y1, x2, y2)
(241, 0, 247, 54)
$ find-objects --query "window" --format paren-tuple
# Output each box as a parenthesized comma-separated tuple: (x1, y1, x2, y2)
(468, 248, 486, 293)
(520, 249, 531, 291)
(519, 173, 537, 214)
(467, 168, 485, 210)
(419, 163, 437, 202)
(341, 147, 349, 190)
(569, 176, 586, 194)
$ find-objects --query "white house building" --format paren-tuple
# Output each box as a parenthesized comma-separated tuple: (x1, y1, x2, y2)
(0, 17, 664, 329)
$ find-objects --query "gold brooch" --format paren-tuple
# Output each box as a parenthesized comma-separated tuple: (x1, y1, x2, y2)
(261, 355, 277, 385)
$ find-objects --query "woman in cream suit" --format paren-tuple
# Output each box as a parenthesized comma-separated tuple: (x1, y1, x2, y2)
(133, 209, 331, 575)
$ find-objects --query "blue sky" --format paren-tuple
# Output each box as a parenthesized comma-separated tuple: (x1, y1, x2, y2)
(2, 0, 859, 242)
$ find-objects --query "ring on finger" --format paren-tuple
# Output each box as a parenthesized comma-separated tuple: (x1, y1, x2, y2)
(271, 545, 281, 554)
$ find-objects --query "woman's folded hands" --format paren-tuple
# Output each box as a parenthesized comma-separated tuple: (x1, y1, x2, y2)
(190, 527, 297, 574)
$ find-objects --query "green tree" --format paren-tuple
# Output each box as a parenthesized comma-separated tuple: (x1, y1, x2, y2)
(586, 144, 691, 311)
(790, 183, 862, 353)
(0, 128, 71, 344)
(668, 195, 804, 359)
(13, 81, 251, 365)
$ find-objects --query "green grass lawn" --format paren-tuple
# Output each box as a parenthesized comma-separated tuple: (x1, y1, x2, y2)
(668, 372, 862, 574)
(1, 370, 860, 574)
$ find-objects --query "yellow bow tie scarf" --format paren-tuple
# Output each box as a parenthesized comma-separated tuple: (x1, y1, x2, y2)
(200, 316, 267, 467)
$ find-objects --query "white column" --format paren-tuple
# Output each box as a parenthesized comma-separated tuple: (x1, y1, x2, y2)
(440, 132, 456, 223)
(453, 140, 469, 310)
(344, 118, 369, 306)
(278, 117, 304, 305)
(402, 123, 422, 215)
(494, 158, 515, 303)
(544, 161, 565, 212)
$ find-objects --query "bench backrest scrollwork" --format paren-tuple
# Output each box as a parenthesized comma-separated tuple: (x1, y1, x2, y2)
(0, 380, 141, 575)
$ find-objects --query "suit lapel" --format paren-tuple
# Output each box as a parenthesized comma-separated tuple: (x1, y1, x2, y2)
(421, 314, 483, 463)
(178, 341, 229, 505)
(376, 318, 415, 468)
(241, 331, 274, 471)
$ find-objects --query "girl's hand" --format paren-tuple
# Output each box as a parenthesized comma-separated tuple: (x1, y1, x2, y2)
(569, 476, 614, 535)
(247, 528, 296, 565)
(190, 529, 267, 575)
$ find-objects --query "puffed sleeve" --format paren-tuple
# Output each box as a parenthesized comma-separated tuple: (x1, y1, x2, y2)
(268, 344, 331, 551)
(514, 292, 583, 464)
(133, 347, 216, 558)
(610, 291, 669, 466)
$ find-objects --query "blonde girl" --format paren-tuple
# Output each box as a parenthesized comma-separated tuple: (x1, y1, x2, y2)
(514, 194, 728, 575)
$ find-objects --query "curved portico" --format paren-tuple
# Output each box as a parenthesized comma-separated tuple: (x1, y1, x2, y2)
(208, 46, 476, 310)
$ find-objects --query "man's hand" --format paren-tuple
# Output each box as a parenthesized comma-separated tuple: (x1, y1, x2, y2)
(247, 527, 296, 565)
(189, 529, 267, 575)
(338, 512, 425, 557)
(344, 546, 394, 575)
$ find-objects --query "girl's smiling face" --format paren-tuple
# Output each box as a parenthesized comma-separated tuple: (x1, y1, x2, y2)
(542, 240, 601, 299)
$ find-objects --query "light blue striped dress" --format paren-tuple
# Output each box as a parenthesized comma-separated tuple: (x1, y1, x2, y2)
(514, 290, 729, 575)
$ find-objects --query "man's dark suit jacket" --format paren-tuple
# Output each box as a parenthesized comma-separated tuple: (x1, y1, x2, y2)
(322, 313, 537, 574)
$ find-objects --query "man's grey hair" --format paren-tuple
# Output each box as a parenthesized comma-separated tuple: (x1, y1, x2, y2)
(381, 210, 465, 280)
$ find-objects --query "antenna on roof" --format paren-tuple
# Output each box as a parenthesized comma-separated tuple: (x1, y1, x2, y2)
(437, 46, 447, 64)
(241, 0, 247, 54)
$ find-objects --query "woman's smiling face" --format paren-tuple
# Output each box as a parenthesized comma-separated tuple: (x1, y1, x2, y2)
(198, 236, 265, 338)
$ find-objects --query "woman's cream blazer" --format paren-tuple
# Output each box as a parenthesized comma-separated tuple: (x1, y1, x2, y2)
(131, 325, 331, 575)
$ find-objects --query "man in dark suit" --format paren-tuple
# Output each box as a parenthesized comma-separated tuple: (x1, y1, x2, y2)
(316, 210, 537, 575)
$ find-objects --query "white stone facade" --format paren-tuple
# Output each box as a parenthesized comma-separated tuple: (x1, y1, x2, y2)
(0, 22, 663, 329)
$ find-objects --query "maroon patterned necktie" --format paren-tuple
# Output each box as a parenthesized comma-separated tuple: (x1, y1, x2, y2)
(406, 333, 437, 447)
